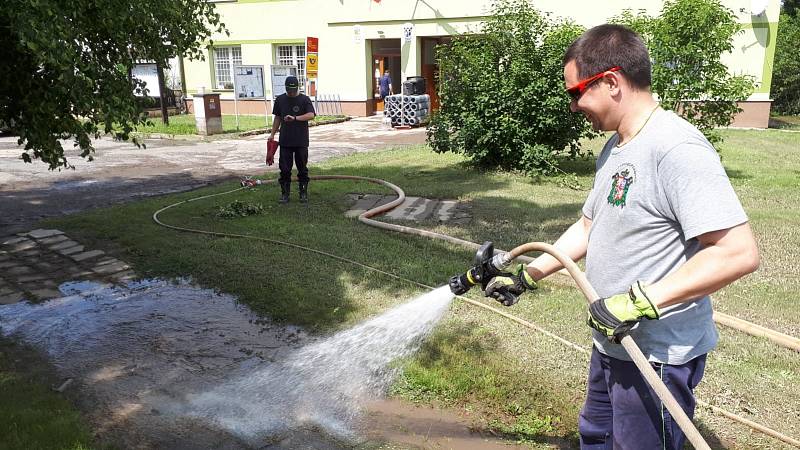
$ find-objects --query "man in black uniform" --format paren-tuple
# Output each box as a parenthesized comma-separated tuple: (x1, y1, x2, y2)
(269, 76, 316, 203)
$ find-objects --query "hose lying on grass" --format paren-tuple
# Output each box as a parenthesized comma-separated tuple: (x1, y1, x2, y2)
(153, 175, 800, 448)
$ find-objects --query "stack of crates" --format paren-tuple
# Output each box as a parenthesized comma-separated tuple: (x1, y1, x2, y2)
(383, 94, 430, 127)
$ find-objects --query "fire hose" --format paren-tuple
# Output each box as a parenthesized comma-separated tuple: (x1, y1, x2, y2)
(153, 175, 800, 448)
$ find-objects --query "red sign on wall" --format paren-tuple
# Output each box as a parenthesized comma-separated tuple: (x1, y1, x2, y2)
(307, 37, 318, 53)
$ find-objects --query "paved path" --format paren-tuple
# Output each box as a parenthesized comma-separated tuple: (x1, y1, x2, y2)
(0, 117, 426, 233)
(0, 229, 135, 304)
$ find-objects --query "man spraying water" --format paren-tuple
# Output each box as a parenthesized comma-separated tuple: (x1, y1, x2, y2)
(451, 24, 759, 450)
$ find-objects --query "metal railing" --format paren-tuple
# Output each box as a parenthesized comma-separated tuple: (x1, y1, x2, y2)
(314, 94, 343, 116)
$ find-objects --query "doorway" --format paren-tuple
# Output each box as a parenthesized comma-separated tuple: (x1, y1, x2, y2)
(421, 37, 451, 112)
(370, 39, 401, 113)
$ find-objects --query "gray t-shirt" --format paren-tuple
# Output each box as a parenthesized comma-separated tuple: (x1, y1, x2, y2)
(581, 108, 748, 364)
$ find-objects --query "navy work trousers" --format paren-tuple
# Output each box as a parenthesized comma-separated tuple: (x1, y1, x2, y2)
(278, 146, 309, 184)
(579, 347, 706, 450)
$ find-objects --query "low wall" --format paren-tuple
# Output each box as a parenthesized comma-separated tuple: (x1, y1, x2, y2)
(186, 99, 772, 128)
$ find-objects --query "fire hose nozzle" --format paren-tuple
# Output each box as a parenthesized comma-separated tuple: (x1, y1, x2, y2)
(448, 241, 499, 295)
(448, 273, 472, 295)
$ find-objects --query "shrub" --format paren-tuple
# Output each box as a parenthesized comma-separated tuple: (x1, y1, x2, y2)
(771, 12, 800, 114)
(611, 0, 755, 145)
(427, 0, 592, 176)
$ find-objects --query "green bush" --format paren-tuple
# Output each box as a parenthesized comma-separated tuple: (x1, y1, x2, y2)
(427, 0, 592, 176)
(612, 0, 755, 145)
(772, 12, 800, 114)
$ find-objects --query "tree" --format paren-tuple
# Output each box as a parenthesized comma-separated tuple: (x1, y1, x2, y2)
(427, 0, 592, 176)
(612, 0, 754, 145)
(783, 0, 800, 17)
(771, 12, 800, 114)
(0, 0, 227, 169)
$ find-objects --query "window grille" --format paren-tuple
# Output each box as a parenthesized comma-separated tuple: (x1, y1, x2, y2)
(214, 46, 242, 89)
(276, 44, 307, 92)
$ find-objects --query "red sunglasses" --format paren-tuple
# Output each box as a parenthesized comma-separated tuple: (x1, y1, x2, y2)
(566, 66, 622, 100)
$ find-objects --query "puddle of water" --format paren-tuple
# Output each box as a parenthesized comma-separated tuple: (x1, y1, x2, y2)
(183, 286, 455, 446)
(0, 279, 455, 448)
(52, 179, 99, 190)
(0, 279, 302, 448)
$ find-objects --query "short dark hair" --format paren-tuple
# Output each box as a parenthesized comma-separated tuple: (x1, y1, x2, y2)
(563, 24, 651, 90)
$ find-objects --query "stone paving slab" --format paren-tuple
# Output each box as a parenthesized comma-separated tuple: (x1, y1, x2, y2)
(17, 274, 50, 283)
(34, 262, 61, 273)
(0, 228, 137, 303)
(27, 229, 64, 239)
(2, 236, 30, 245)
(8, 240, 37, 252)
(39, 235, 70, 245)
(345, 193, 472, 223)
(6, 265, 34, 276)
(94, 257, 120, 266)
(71, 250, 105, 262)
(49, 240, 79, 251)
(92, 261, 131, 275)
(59, 245, 85, 255)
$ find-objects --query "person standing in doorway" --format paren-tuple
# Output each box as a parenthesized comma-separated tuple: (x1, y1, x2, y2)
(478, 24, 759, 449)
(269, 76, 316, 203)
(379, 69, 393, 100)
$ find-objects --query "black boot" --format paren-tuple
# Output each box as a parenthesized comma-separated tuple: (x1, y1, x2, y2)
(279, 182, 290, 204)
(299, 182, 308, 203)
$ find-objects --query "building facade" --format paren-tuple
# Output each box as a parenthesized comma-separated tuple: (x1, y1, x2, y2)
(183, 0, 780, 128)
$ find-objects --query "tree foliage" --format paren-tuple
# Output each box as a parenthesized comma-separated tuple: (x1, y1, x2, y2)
(611, 0, 754, 145)
(783, 0, 800, 17)
(771, 12, 800, 114)
(0, 0, 227, 169)
(427, 0, 591, 176)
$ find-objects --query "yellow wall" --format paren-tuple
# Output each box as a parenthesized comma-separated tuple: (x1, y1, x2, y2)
(184, 0, 780, 104)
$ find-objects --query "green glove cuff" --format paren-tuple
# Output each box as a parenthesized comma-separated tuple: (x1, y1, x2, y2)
(630, 282, 659, 320)
(511, 264, 538, 291)
(604, 281, 660, 322)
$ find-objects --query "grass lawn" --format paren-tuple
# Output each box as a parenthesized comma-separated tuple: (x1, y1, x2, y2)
(0, 339, 94, 450)
(27, 129, 800, 448)
(134, 114, 345, 135)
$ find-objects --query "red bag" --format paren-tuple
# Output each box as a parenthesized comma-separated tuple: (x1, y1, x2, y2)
(266, 139, 279, 166)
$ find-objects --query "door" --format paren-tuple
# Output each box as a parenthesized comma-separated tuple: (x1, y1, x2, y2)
(373, 57, 386, 112)
(421, 37, 451, 112)
(370, 39, 401, 114)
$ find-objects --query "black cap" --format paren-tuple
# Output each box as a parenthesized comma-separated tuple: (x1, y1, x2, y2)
(285, 76, 299, 91)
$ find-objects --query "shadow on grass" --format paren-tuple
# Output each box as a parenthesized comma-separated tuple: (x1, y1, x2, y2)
(724, 168, 753, 181)
(768, 116, 800, 130)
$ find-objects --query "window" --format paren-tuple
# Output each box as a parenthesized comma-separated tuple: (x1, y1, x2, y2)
(213, 46, 242, 89)
(275, 44, 306, 92)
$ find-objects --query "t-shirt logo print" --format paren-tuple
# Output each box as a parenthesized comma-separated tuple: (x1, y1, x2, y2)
(292, 105, 300, 113)
(607, 164, 636, 208)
